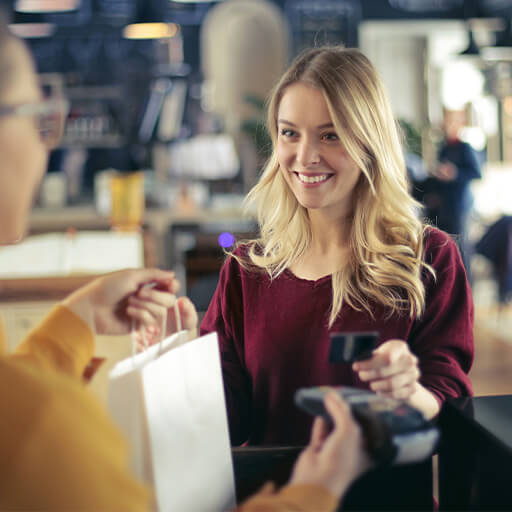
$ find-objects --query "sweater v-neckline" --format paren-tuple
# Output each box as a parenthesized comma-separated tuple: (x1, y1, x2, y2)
(284, 268, 332, 287)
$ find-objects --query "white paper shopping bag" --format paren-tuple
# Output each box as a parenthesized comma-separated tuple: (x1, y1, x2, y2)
(108, 331, 236, 512)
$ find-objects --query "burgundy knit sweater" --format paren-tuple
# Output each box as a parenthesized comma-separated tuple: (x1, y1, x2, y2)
(200, 227, 474, 446)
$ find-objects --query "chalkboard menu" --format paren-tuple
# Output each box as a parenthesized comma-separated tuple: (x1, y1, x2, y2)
(285, 0, 361, 53)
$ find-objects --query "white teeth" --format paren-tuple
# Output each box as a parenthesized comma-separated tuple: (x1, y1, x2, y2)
(297, 173, 330, 184)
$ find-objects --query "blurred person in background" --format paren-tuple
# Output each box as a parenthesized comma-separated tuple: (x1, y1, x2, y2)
(424, 107, 482, 275)
(0, 14, 370, 511)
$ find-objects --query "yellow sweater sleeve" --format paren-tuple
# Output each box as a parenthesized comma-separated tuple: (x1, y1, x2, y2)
(236, 482, 339, 512)
(13, 304, 94, 378)
(0, 357, 152, 510)
(0, 305, 152, 509)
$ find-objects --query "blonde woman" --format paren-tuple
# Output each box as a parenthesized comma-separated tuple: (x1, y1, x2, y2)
(201, 46, 474, 446)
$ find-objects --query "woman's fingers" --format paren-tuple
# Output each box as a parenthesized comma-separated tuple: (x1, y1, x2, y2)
(353, 340, 420, 400)
(381, 383, 418, 401)
(355, 341, 418, 379)
(368, 367, 420, 396)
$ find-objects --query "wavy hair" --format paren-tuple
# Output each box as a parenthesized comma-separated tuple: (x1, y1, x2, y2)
(235, 46, 433, 327)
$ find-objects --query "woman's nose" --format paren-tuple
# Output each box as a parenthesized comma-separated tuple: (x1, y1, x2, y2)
(297, 138, 320, 166)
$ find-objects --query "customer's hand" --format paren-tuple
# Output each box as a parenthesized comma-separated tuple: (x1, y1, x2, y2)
(127, 280, 198, 346)
(62, 268, 197, 336)
(289, 392, 371, 500)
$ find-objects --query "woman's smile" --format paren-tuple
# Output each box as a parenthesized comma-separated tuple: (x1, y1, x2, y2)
(293, 171, 334, 187)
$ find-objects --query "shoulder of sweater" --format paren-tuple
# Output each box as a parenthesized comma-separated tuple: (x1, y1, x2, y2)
(226, 242, 262, 270)
(423, 225, 451, 245)
(422, 226, 460, 267)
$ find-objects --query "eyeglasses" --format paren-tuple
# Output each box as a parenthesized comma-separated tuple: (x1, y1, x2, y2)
(0, 98, 70, 150)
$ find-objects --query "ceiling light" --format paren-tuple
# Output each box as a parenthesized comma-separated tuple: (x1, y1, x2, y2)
(8, 22, 56, 37)
(15, 0, 80, 13)
(123, 22, 180, 40)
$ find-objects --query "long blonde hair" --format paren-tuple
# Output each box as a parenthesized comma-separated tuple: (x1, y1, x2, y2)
(237, 46, 433, 327)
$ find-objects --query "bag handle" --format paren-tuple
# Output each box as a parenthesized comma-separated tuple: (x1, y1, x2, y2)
(131, 283, 182, 357)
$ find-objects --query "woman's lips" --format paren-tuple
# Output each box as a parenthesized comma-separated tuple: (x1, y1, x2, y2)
(293, 171, 334, 187)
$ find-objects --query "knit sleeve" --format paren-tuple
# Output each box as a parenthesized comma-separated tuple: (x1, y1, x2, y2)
(200, 254, 252, 445)
(409, 228, 474, 405)
(13, 304, 94, 379)
(0, 361, 151, 511)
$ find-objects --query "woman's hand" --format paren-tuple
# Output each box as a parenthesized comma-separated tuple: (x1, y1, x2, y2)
(289, 392, 371, 500)
(353, 339, 440, 418)
(62, 268, 198, 337)
(353, 340, 420, 401)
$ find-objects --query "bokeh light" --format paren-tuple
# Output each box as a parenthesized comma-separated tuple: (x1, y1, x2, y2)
(218, 232, 235, 248)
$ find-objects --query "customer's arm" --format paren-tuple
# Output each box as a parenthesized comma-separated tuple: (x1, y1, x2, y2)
(13, 304, 95, 378)
(13, 268, 188, 378)
(0, 357, 152, 511)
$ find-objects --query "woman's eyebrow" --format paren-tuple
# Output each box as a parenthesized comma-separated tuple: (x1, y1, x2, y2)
(277, 119, 335, 130)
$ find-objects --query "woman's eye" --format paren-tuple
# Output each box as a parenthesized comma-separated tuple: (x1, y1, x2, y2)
(322, 132, 339, 141)
(280, 128, 297, 137)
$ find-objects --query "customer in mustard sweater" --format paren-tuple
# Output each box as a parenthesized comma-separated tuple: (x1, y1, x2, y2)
(0, 12, 370, 511)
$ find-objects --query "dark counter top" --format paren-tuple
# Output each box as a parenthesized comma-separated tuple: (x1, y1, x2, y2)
(446, 395, 512, 452)
(438, 394, 512, 511)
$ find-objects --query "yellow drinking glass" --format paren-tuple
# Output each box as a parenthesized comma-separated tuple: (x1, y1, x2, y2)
(110, 171, 145, 231)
